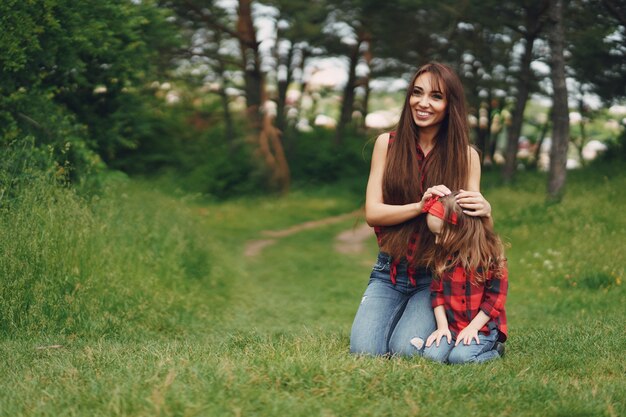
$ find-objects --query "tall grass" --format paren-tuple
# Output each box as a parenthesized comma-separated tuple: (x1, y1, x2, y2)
(0, 156, 229, 340)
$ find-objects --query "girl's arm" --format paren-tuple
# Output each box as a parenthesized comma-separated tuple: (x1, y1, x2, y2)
(426, 305, 452, 347)
(426, 278, 452, 347)
(479, 264, 508, 320)
(365, 133, 450, 226)
(456, 147, 493, 220)
(455, 310, 490, 346)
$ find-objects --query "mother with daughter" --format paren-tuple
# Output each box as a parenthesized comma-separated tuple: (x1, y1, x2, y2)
(349, 62, 508, 364)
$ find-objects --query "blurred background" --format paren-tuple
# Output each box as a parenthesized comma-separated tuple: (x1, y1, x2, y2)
(1, 0, 624, 198)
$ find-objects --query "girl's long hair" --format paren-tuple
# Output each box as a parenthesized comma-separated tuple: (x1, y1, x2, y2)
(425, 193, 506, 283)
(380, 62, 471, 264)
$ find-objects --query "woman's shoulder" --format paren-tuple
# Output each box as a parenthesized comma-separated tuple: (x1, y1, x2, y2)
(376, 131, 392, 143)
(377, 130, 398, 144)
(468, 145, 480, 160)
(373, 132, 392, 152)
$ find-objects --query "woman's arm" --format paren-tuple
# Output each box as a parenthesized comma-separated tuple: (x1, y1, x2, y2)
(456, 147, 492, 218)
(364, 133, 451, 227)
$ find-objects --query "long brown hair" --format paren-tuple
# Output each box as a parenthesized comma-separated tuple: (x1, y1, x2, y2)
(425, 193, 506, 283)
(381, 62, 471, 263)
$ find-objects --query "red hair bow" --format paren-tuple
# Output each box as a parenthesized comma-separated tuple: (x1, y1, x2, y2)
(422, 196, 458, 225)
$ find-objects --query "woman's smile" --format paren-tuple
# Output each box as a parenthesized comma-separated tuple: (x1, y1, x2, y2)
(415, 110, 433, 120)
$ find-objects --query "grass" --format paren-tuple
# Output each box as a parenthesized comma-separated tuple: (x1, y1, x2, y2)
(0, 161, 624, 416)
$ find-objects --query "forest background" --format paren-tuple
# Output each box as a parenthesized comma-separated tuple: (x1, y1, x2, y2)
(0, 1, 624, 416)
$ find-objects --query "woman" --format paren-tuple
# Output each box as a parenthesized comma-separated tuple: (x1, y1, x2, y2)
(349, 62, 493, 356)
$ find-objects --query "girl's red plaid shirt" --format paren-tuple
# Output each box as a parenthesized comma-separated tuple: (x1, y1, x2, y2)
(430, 262, 508, 342)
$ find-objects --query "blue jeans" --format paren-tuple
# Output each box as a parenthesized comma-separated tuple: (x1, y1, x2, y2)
(422, 328, 501, 364)
(350, 252, 436, 356)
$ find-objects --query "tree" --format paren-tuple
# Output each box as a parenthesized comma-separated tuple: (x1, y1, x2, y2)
(546, 0, 570, 201)
(164, 0, 239, 146)
(263, 0, 328, 133)
(568, 0, 626, 103)
(0, 0, 178, 180)
(167, 0, 290, 192)
(499, 1, 550, 181)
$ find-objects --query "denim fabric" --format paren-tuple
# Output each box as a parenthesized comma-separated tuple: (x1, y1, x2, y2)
(422, 328, 501, 364)
(350, 252, 436, 356)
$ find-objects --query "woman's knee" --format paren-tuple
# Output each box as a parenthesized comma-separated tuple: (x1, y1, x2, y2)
(349, 336, 388, 356)
(350, 321, 389, 356)
(388, 333, 422, 357)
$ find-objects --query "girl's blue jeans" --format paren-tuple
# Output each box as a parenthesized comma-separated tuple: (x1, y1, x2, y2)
(422, 328, 501, 364)
(350, 252, 436, 356)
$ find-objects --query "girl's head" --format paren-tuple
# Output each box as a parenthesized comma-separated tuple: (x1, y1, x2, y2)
(424, 193, 505, 282)
(380, 62, 471, 263)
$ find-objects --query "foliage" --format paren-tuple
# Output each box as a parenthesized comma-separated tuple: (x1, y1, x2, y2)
(0, 0, 179, 182)
(113, 93, 268, 199)
(568, 0, 626, 102)
(601, 122, 626, 161)
(285, 127, 371, 185)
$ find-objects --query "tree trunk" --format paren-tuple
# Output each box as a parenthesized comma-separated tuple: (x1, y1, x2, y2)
(258, 108, 291, 193)
(361, 37, 372, 129)
(237, 0, 290, 193)
(547, 0, 570, 202)
(335, 39, 362, 144)
(488, 100, 506, 163)
(475, 95, 492, 163)
(503, 35, 536, 182)
(276, 42, 294, 133)
(214, 34, 235, 148)
(575, 97, 588, 167)
(295, 47, 310, 122)
(530, 112, 550, 170)
(484, 90, 494, 161)
(237, 0, 263, 125)
(218, 86, 234, 148)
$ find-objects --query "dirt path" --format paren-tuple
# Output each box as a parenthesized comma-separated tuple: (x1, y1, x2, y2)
(244, 210, 375, 257)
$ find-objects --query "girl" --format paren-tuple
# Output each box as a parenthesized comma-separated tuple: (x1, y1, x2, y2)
(419, 193, 508, 364)
(350, 62, 493, 356)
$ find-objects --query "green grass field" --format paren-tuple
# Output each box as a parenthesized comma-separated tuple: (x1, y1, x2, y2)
(0, 162, 624, 416)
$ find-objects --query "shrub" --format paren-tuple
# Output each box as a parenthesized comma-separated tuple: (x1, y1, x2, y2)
(284, 127, 372, 186)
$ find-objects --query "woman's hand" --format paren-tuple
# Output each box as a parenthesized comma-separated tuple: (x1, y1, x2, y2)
(426, 327, 452, 348)
(455, 189, 491, 217)
(420, 185, 452, 206)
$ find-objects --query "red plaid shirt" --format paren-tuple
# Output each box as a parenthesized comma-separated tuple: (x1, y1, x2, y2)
(374, 131, 431, 285)
(431, 262, 508, 342)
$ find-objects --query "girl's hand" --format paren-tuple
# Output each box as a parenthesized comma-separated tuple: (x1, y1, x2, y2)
(455, 325, 480, 346)
(426, 327, 452, 347)
(421, 185, 452, 205)
(455, 189, 491, 217)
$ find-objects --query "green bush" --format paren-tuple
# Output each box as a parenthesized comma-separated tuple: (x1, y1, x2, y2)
(285, 127, 372, 185)
(0, 144, 222, 339)
(601, 123, 626, 161)
(113, 96, 266, 199)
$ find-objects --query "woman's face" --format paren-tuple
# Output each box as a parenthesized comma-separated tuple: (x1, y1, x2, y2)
(409, 73, 448, 130)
